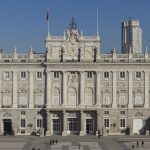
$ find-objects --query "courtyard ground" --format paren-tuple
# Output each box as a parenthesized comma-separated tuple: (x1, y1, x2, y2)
(0, 135, 150, 150)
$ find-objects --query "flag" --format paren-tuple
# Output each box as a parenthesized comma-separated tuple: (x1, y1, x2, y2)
(46, 11, 49, 20)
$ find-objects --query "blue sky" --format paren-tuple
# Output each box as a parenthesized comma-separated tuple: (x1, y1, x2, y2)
(0, 0, 150, 53)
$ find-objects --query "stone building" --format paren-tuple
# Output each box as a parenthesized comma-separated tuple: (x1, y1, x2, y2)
(0, 18, 150, 136)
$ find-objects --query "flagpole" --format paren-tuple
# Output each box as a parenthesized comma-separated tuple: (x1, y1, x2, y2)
(47, 7, 50, 36)
(96, 7, 99, 36)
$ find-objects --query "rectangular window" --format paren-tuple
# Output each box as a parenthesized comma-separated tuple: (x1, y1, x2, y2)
(21, 111, 25, 115)
(54, 72, 59, 78)
(104, 119, 109, 128)
(120, 111, 125, 115)
(120, 72, 125, 78)
(37, 119, 42, 128)
(136, 72, 141, 78)
(4, 72, 10, 80)
(120, 119, 125, 128)
(20, 119, 26, 128)
(104, 111, 109, 115)
(87, 72, 92, 78)
(36, 72, 42, 79)
(20, 72, 26, 79)
(53, 119, 61, 131)
(104, 72, 109, 78)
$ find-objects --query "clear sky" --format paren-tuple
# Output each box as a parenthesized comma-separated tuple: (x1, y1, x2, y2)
(0, 0, 150, 53)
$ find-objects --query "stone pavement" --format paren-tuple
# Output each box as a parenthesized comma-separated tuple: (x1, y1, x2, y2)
(0, 135, 150, 150)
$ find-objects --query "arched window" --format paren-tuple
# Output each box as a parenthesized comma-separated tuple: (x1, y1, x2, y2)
(118, 91, 126, 106)
(35, 91, 44, 106)
(103, 91, 110, 106)
(52, 88, 60, 105)
(2, 91, 11, 106)
(134, 91, 143, 105)
(19, 90, 27, 106)
(68, 88, 77, 106)
(85, 88, 93, 105)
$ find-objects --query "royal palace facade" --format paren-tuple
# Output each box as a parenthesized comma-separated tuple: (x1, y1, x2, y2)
(0, 19, 150, 136)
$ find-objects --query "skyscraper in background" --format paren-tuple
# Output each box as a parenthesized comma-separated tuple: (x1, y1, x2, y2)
(121, 18, 142, 53)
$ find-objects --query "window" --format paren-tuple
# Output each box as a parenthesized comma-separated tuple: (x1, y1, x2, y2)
(53, 119, 61, 131)
(120, 72, 125, 78)
(104, 111, 109, 115)
(135, 93, 143, 105)
(136, 72, 141, 78)
(104, 72, 109, 78)
(20, 72, 26, 79)
(21, 60, 26, 62)
(54, 72, 59, 78)
(19, 91, 27, 106)
(35, 93, 43, 106)
(87, 72, 92, 78)
(103, 93, 110, 106)
(104, 119, 109, 128)
(36, 72, 42, 79)
(20, 119, 26, 128)
(119, 93, 126, 106)
(5, 60, 9, 62)
(120, 111, 125, 115)
(120, 119, 126, 128)
(2, 92, 11, 106)
(4, 72, 10, 80)
(68, 118, 78, 131)
(36, 119, 42, 128)
(21, 111, 26, 115)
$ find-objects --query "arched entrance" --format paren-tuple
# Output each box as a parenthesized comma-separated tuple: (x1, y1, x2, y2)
(133, 112, 144, 134)
(1, 112, 12, 135)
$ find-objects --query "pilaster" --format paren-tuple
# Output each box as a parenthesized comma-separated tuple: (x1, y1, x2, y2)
(46, 71, 52, 108)
(112, 71, 117, 108)
(62, 111, 67, 136)
(63, 72, 67, 106)
(144, 71, 149, 108)
(0, 72, 1, 108)
(29, 71, 34, 108)
(80, 72, 85, 106)
(13, 71, 17, 108)
(79, 111, 85, 136)
(128, 71, 133, 108)
(96, 71, 101, 106)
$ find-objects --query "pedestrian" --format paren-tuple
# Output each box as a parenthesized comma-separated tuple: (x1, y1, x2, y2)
(55, 140, 58, 144)
(142, 141, 144, 147)
(78, 142, 81, 149)
(98, 130, 101, 139)
(136, 141, 139, 147)
(53, 139, 55, 144)
(132, 144, 134, 150)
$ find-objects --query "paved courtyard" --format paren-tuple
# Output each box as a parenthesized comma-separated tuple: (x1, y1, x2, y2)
(1, 135, 150, 150)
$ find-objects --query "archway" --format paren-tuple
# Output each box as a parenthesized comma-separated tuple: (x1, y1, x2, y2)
(1, 112, 12, 135)
(133, 112, 144, 134)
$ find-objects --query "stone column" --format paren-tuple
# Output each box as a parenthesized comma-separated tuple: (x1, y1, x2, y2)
(79, 110, 85, 136)
(63, 72, 67, 106)
(46, 71, 52, 108)
(96, 110, 101, 136)
(80, 72, 85, 106)
(96, 71, 101, 106)
(46, 111, 52, 136)
(112, 71, 117, 108)
(13, 71, 17, 108)
(29, 71, 34, 108)
(144, 71, 149, 108)
(128, 71, 133, 108)
(62, 110, 67, 136)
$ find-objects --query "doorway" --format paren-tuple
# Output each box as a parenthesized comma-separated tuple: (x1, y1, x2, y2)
(3, 119, 12, 135)
(86, 119, 94, 134)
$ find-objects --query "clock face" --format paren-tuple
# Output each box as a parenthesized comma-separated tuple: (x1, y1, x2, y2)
(67, 42, 78, 56)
